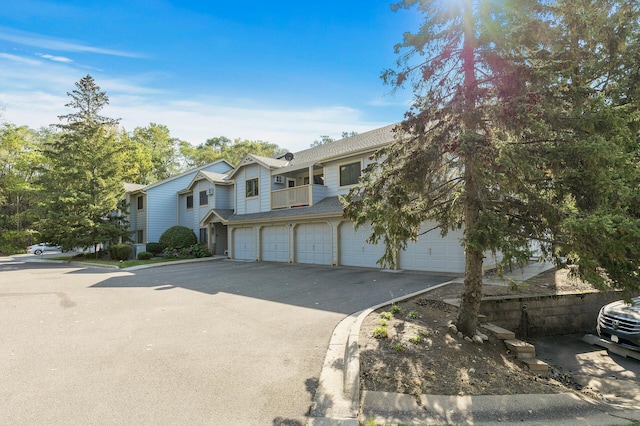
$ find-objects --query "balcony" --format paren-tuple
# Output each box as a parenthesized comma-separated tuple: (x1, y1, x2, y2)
(272, 185, 309, 209)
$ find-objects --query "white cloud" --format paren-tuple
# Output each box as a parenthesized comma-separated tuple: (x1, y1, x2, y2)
(0, 53, 42, 66)
(111, 97, 392, 152)
(0, 48, 397, 153)
(0, 27, 142, 58)
(38, 53, 73, 63)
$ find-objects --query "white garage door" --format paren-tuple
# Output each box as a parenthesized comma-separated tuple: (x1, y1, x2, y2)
(339, 222, 386, 268)
(398, 224, 465, 273)
(233, 227, 255, 261)
(295, 223, 331, 265)
(261, 225, 289, 263)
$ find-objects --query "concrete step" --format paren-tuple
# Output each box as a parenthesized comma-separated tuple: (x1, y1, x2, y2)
(442, 299, 486, 320)
(522, 358, 549, 377)
(480, 323, 515, 340)
(504, 339, 536, 359)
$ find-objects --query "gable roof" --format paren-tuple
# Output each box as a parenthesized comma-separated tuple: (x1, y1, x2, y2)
(123, 183, 146, 193)
(142, 159, 234, 191)
(226, 124, 399, 177)
(283, 123, 398, 166)
(180, 170, 231, 193)
(227, 153, 289, 179)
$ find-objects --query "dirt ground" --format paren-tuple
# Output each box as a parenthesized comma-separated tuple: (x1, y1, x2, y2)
(359, 267, 602, 401)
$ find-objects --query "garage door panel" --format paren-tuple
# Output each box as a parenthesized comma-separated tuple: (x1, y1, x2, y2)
(339, 222, 386, 268)
(398, 225, 465, 273)
(295, 223, 331, 265)
(261, 226, 289, 263)
(233, 227, 255, 261)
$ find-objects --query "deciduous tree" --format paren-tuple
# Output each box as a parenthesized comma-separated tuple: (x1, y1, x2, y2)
(130, 123, 182, 182)
(181, 137, 285, 167)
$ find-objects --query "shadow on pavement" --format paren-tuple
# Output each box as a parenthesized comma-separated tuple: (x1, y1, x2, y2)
(86, 260, 456, 315)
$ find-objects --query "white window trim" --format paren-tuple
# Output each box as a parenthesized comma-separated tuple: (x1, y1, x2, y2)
(246, 177, 259, 198)
(338, 160, 362, 187)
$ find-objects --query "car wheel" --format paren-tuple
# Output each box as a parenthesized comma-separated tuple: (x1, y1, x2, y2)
(34, 249, 42, 255)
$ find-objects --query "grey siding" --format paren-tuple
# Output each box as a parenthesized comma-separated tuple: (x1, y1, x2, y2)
(145, 162, 232, 242)
(324, 153, 371, 197)
(216, 186, 233, 210)
(178, 193, 191, 228)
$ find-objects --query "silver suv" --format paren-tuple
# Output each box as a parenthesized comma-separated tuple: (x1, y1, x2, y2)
(597, 297, 640, 351)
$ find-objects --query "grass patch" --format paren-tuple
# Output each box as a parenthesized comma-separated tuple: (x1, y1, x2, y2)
(372, 326, 389, 339)
(52, 256, 186, 269)
(380, 311, 394, 320)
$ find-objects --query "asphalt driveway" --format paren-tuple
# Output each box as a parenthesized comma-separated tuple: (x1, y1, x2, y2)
(0, 257, 453, 425)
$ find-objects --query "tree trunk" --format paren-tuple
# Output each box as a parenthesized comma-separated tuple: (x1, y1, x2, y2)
(456, 0, 483, 337)
(457, 165, 484, 336)
(457, 247, 484, 336)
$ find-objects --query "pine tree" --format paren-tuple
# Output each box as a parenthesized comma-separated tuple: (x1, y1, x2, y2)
(343, 1, 640, 336)
(37, 75, 131, 250)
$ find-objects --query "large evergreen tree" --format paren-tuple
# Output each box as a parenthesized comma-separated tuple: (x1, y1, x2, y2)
(37, 75, 131, 250)
(343, 0, 640, 336)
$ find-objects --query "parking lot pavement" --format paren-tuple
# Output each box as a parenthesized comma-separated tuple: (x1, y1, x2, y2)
(0, 258, 454, 425)
(532, 334, 640, 409)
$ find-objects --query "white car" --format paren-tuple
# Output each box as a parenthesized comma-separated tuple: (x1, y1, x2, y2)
(597, 297, 640, 351)
(27, 243, 61, 255)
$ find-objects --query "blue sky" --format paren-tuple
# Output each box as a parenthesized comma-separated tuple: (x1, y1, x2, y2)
(0, 0, 419, 152)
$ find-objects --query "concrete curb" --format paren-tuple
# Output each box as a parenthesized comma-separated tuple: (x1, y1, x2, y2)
(307, 280, 457, 425)
(122, 255, 226, 271)
(360, 391, 630, 425)
(24, 255, 226, 271)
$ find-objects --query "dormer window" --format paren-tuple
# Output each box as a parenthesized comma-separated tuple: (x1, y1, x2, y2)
(246, 178, 259, 198)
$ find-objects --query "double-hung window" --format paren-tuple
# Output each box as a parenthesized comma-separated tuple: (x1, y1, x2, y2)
(199, 190, 208, 206)
(339, 161, 361, 186)
(246, 178, 259, 198)
(137, 196, 143, 210)
(186, 195, 194, 209)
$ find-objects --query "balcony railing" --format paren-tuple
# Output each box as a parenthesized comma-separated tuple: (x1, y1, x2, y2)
(271, 185, 310, 209)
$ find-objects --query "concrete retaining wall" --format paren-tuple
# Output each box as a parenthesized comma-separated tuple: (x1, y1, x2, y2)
(480, 291, 623, 338)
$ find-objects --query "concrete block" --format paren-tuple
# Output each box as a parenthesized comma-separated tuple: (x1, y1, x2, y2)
(504, 339, 536, 359)
(522, 358, 549, 376)
(480, 323, 515, 340)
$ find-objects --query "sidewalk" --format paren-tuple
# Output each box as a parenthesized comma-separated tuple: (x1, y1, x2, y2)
(307, 261, 640, 426)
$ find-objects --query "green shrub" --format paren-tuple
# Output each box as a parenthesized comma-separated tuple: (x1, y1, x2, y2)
(380, 311, 394, 320)
(145, 242, 165, 255)
(159, 226, 197, 249)
(108, 244, 132, 261)
(137, 251, 153, 260)
(0, 230, 30, 255)
(372, 326, 388, 339)
(190, 244, 211, 258)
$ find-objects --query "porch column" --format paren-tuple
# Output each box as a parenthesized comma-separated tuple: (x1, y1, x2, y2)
(308, 165, 314, 206)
